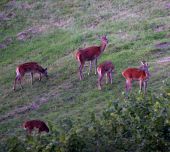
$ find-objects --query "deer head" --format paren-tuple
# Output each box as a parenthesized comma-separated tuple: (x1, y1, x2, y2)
(139, 61, 150, 78)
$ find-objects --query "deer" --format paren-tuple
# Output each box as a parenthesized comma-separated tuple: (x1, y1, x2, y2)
(13, 62, 48, 90)
(75, 35, 108, 80)
(97, 61, 115, 90)
(122, 61, 150, 94)
(23, 120, 49, 134)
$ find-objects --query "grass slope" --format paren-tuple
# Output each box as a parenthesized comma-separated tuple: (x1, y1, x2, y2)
(0, 0, 170, 141)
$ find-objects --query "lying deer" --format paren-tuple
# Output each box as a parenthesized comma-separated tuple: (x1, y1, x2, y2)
(122, 61, 150, 94)
(23, 120, 49, 134)
(97, 61, 115, 90)
(13, 62, 48, 90)
(75, 35, 108, 80)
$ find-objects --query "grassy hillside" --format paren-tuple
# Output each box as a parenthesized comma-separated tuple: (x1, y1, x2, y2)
(0, 0, 170, 148)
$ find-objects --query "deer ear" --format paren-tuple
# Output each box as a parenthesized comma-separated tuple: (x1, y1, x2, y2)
(141, 61, 146, 65)
(140, 61, 144, 65)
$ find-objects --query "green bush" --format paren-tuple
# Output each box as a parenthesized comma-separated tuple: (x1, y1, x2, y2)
(1, 92, 169, 152)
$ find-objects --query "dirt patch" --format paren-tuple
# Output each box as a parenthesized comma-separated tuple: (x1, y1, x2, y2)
(4, 0, 16, 9)
(0, 96, 49, 123)
(0, 1, 32, 21)
(0, 12, 5, 20)
(153, 24, 170, 33)
(3, 37, 12, 45)
(155, 42, 170, 49)
(17, 2, 32, 10)
(157, 57, 170, 64)
(165, 3, 170, 9)
(115, 31, 140, 41)
(0, 44, 6, 49)
(16, 26, 44, 41)
(0, 74, 73, 123)
(85, 20, 100, 30)
(4, 1, 32, 10)
(112, 10, 140, 21)
(52, 17, 74, 28)
(0, 11, 16, 21)
(0, 37, 13, 49)
(16, 17, 73, 41)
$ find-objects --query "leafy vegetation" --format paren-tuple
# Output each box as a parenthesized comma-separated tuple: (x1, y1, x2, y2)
(0, 0, 170, 151)
(1, 92, 170, 152)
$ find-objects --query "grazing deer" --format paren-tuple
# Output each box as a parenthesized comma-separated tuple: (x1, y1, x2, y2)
(122, 61, 150, 94)
(13, 62, 48, 90)
(75, 35, 108, 80)
(23, 120, 49, 134)
(97, 61, 115, 90)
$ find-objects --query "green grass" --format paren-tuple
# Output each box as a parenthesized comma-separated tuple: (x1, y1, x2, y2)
(0, 0, 170, 143)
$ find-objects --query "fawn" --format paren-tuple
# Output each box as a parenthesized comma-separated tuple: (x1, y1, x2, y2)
(97, 61, 115, 90)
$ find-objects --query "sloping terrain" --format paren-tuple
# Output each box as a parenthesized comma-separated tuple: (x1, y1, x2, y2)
(0, 0, 170, 145)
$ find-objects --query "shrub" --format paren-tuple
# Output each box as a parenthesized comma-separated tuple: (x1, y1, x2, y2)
(1, 92, 169, 152)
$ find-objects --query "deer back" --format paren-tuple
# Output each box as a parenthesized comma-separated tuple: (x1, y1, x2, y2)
(76, 46, 101, 61)
(76, 35, 108, 62)
(122, 68, 147, 80)
(23, 120, 49, 132)
(17, 62, 46, 76)
(97, 61, 114, 75)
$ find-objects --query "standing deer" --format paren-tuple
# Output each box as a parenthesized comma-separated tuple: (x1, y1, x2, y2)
(23, 120, 49, 134)
(122, 61, 150, 94)
(13, 62, 48, 90)
(75, 35, 108, 80)
(97, 61, 115, 90)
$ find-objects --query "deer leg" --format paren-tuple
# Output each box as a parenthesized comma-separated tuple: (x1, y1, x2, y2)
(139, 80, 143, 93)
(109, 72, 113, 84)
(98, 74, 104, 90)
(28, 130, 32, 134)
(105, 73, 108, 84)
(144, 81, 147, 94)
(28, 127, 33, 134)
(38, 128, 42, 134)
(129, 80, 132, 91)
(125, 80, 128, 93)
(13, 75, 23, 90)
(13, 76, 18, 91)
(106, 72, 111, 84)
(79, 65, 82, 80)
(79, 63, 84, 80)
(19, 77, 23, 89)
(95, 58, 97, 75)
(31, 72, 33, 85)
(39, 73, 42, 81)
(125, 79, 131, 93)
(88, 61, 92, 75)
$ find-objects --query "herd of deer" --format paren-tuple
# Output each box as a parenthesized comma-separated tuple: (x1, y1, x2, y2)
(13, 35, 151, 134)
(13, 35, 150, 93)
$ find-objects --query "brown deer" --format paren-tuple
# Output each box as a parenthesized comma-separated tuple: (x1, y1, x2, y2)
(97, 61, 115, 90)
(23, 120, 49, 134)
(13, 62, 48, 90)
(75, 35, 108, 80)
(122, 61, 150, 94)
